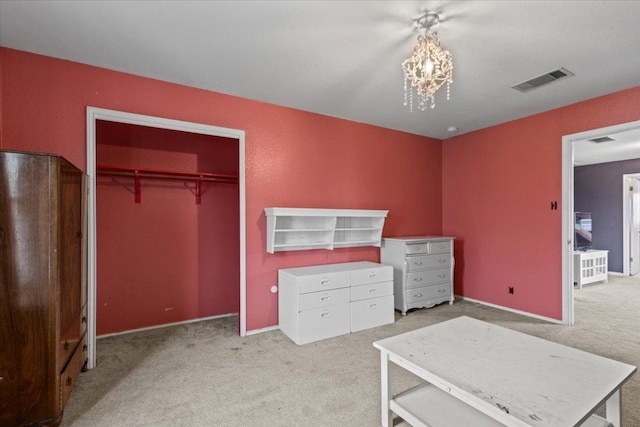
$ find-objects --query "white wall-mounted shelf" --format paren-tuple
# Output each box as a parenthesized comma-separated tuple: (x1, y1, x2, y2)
(264, 208, 388, 253)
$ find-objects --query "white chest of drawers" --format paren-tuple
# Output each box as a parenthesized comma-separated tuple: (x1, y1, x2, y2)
(381, 236, 455, 315)
(278, 261, 394, 345)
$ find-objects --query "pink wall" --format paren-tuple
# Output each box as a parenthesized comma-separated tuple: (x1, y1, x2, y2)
(442, 86, 640, 320)
(0, 47, 443, 332)
(95, 121, 239, 334)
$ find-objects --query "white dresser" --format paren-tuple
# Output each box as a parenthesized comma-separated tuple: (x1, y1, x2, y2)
(381, 236, 455, 315)
(278, 261, 394, 345)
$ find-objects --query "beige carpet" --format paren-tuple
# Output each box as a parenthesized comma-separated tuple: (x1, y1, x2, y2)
(62, 275, 639, 426)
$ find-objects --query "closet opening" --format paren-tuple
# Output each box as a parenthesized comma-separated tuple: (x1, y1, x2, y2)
(86, 108, 246, 369)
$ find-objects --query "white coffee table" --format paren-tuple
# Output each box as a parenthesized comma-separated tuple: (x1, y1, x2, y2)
(373, 316, 636, 427)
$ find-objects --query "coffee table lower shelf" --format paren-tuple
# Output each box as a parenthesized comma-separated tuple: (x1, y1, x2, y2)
(390, 383, 612, 427)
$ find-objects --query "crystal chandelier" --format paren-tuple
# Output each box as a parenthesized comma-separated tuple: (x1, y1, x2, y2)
(403, 12, 453, 111)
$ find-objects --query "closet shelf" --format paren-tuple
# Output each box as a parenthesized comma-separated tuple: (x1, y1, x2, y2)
(96, 164, 238, 204)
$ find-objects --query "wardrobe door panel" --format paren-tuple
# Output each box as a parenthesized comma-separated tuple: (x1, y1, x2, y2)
(0, 152, 58, 424)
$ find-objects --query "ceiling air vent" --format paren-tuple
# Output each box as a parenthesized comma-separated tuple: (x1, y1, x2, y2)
(588, 136, 615, 143)
(512, 68, 574, 93)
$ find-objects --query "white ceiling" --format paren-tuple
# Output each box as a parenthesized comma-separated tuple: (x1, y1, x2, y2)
(1, 1, 639, 145)
(574, 127, 640, 166)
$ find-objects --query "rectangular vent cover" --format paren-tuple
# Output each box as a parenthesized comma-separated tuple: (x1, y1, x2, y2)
(512, 68, 574, 92)
(588, 136, 616, 143)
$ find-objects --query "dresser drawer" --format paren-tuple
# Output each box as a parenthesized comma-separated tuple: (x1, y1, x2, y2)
(427, 241, 451, 254)
(351, 295, 394, 332)
(405, 283, 451, 303)
(59, 332, 81, 371)
(58, 304, 89, 371)
(297, 303, 350, 345)
(406, 268, 451, 289)
(298, 287, 350, 311)
(351, 281, 393, 302)
(351, 266, 393, 286)
(59, 332, 88, 410)
(406, 254, 451, 271)
(297, 271, 349, 294)
(405, 243, 428, 255)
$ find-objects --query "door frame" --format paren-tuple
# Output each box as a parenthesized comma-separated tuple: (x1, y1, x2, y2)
(562, 119, 640, 325)
(622, 174, 640, 276)
(86, 107, 246, 369)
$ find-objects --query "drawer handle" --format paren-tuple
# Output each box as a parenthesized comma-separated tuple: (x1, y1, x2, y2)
(369, 288, 377, 293)
(66, 376, 72, 386)
(437, 274, 446, 278)
(320, 296, 331, 301)
(438, 259, 446, 263)
(414, 261, 423, 265)
(369, 303, 378, 308)
(63, 341, 70, 351)
(321, 312, 331, 318)
(320, 280, 331, 285)
(368, 273, 377, 278)
(414, 277, 423, 282)
(415, 293, 423, 298)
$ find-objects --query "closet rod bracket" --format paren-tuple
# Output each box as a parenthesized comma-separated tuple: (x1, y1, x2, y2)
(134, 171, 141, 203)
(195, 178, 202, 205)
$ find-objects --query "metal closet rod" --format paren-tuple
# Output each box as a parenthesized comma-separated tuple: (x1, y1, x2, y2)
(96, 164, 238, 183)
(96, 164, 238, 204)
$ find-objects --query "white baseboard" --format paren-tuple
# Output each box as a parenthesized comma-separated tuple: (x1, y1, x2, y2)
(97, 313, 237, 339)
(608, 271, 624, 276)
(456, 295, 562, 325)
(246, 325, 280, 336)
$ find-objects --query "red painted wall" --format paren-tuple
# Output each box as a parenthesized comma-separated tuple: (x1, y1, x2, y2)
(95, 121, 239, 334)
(0, 47, 443, 332)
(442, 86, 640, 320)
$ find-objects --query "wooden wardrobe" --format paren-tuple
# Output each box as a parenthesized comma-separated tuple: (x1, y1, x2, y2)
(0, 150, 88, 426)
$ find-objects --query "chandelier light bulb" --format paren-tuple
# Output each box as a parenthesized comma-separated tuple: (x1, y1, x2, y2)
(424, 59, 434, 78)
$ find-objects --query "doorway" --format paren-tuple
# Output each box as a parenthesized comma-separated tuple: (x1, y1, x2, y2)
(86, 107, 246, 369)
(623, 174, 640, 276)
(562, 119, 640, 325)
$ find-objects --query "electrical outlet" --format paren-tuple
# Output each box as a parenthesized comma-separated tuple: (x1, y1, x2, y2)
(508, 286, 514, 294)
